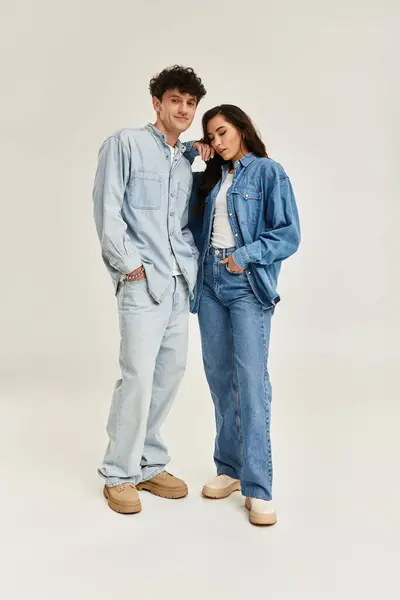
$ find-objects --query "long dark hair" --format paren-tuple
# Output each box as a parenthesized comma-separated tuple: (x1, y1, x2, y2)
(198, 105, 268, 205)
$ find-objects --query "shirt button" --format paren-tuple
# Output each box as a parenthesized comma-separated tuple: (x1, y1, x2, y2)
(170, 212, 175, 217)
(171, 193, 174, 197)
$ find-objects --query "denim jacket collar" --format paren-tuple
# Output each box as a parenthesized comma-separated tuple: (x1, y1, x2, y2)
(221, 152, 257, 178)
(238, 152, 257, 168)
(145, 122, 186, 153)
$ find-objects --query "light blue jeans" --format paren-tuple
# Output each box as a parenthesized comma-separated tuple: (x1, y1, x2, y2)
(198, 247, 274, 501)
(99, 275, 189, 487)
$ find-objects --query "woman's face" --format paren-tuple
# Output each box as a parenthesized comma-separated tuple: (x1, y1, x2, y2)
(206, 115, 246, 163)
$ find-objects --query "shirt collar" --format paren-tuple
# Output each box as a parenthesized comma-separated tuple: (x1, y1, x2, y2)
(221, 152, 257, 175)
(237, 152, 257, 168)
(145, 123, 185, 153)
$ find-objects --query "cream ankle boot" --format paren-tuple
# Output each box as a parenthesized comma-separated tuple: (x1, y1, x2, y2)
(245, 497, 277, 525)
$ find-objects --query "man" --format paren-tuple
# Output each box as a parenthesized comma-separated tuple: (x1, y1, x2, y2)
(93, 65, 211, 514)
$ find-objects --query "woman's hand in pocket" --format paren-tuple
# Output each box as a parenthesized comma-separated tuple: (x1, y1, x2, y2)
(220, 255, 244, 273)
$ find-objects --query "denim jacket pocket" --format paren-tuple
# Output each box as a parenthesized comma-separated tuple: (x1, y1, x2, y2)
(235, 187, 262, 201)
(127, 172, 162, 210)
(235, 186, 262, 224)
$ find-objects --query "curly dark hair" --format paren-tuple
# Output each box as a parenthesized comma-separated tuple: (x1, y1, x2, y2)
(149, 65, 207, 103)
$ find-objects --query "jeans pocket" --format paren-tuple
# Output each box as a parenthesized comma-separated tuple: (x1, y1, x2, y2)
(225, 265, 245, 276)
(121, 279, 155, 310)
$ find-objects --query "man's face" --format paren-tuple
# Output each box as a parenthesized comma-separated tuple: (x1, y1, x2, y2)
(153, 89, 197, 134)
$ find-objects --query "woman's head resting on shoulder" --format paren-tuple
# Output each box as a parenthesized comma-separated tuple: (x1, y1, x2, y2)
(197, 105, 268, 201)
(202, 104, 268, 164)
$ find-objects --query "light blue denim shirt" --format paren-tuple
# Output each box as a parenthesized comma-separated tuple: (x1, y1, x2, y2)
(93, 123, 199, 302)
(188, 152, 301, 311)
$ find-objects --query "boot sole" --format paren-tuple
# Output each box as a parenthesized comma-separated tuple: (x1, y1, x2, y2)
(245, 497, 277, 526)
(103, 487, 142, 514)
(202, 480, 241, 499)
(136, 482, 188, 499)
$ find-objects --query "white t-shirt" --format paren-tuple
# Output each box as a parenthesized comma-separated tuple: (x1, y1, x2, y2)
(211, 173, 236, 249)
(167, 144, 181, 276)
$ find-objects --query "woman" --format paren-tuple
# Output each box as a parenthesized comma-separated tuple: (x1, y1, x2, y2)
(189, 105, 300, 526)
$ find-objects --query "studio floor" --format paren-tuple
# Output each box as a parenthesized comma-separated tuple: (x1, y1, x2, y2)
(0, 358, 398, 600)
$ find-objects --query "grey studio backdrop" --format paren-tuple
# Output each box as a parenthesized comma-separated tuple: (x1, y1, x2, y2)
(1, 0, 398, 473)
(2, 2, 397, 379)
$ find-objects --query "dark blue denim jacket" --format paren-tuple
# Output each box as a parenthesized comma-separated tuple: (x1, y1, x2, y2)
(187, 152, 301, 312)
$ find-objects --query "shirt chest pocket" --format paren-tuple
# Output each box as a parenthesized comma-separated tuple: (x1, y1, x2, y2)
(235, 186, 262, 224)
(127, 172, 162, 210)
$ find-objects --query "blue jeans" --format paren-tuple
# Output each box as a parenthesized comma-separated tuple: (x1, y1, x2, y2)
(198, 247, 274, 501)
(98, 275, 189, 487)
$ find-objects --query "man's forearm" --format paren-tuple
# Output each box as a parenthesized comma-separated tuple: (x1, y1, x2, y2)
(93, 136, 143, 275)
